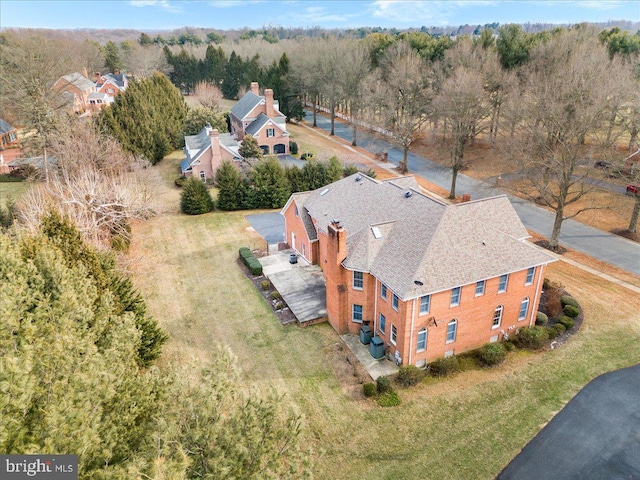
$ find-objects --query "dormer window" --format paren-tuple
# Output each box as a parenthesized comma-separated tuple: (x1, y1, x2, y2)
(266, 128, 275, 138)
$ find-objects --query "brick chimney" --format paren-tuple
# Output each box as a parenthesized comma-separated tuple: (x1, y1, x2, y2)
(327, 220, 346, 265)
(209, 128, 222, 171)
(264, 88, 274, 117)
(95, 72, 101, 83)
(250, 82, 259, 95)
(325, 220, 348, 333)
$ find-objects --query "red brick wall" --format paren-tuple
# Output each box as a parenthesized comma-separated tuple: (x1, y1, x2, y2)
(282, 200, 316, 263)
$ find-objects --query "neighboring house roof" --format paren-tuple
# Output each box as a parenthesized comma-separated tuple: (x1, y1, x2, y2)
(181, 125, 241, 172)
(0, 118, 16, 135)
(104, 73, 127, 89)
(8, 156, 57, 168)
(245, 112, 287, 137)
(58, 72, 95, 92)
(88, 92, 110, 101)
(289, 174, 555, 300)
(230, 91, 263, 120)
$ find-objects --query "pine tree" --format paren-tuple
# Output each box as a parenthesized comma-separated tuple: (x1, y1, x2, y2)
(239, 134, 263, 160)
(252, 157, 291, 208)
(327, 156, 343, 183)
(180, 177, 215, 214)
(99, 72, 188, 164)
(215, 160, 244, 210)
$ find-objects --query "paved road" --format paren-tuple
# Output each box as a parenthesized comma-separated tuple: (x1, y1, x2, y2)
(497, 364, 640, 480)
(304, 111, 640, 276)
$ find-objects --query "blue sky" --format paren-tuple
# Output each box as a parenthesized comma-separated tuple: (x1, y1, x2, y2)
(1, 1, 638, 30)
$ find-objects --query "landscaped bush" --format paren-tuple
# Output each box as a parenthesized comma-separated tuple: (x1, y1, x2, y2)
(513, 326, 549, 350)
(560, 295, 580, 308)
(477, 343, 507, 367)
(554, 322, 567, 334)
(275, 301, 284, 310)
(376, 390, 401, 407)
(536, 311, 549, 326)
(376, 375, 392, 394)
(557, 315, 575, 330)
(563, 304, 580, 318)
(289, 141, 299, 155)
(260, 279, 270, 290)
(546, 326, 559, 339)
(503, 341, 515, 352)
(247, 258, 263, 275)
(395, 365, 425, 387)
(429, 356, 459, 377)
(300, 152, 313, 160)
(271, 291, 281, 300)
(239, 247, 252, 259)
(363, 382, 377, 398)
(180, 177, 214, 215)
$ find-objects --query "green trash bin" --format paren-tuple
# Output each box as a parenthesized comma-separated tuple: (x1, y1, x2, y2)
(360, 325, 372, 345)
(370, 336, 384, 359)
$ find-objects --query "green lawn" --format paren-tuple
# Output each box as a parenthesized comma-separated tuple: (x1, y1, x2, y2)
(0, 180, 32, 203)
(129, 153, 640, 479)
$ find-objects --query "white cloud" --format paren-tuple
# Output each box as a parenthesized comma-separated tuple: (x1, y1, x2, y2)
(208, 0, 265, 8)
(529, 0, 624, 11)
(130, 0, 182, 12)
(289, 5, 359, 25)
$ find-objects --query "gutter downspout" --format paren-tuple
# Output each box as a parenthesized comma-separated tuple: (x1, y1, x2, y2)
(374, 277, 379, 335)
(408, 298, 416, 366)
(530, 265, 544, 327)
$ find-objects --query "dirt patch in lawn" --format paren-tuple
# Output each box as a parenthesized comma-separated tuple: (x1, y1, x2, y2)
(323, 340, 371, 401)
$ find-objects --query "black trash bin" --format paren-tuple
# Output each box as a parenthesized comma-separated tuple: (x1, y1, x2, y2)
(359, 325, 372, 345)
(370, 336, 384, 359)
(289, 253, 298, 264)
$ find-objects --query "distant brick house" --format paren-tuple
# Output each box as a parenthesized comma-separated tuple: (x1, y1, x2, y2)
(0, 119, 18, 148)
(229, 82, 289, 155)
(180, 125, 243, 181)
(95, 72, 129, 97)
(53, 72, 96, 113)
(281, 174, 556, 366)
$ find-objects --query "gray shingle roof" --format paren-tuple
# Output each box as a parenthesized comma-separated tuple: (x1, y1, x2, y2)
(59, 72, 95, 91)
(297, 174, 555, 300)
(182, 126, 241, 172)
(0, 118, 16, 135)
(245, 112, 272, 136)
(230, 91, 262, 120)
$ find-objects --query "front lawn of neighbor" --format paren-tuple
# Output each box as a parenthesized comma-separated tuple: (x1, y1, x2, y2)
(129, 152, 640, 480)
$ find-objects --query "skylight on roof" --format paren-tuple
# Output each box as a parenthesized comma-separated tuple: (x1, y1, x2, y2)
(320, 188, 329, 196)
(371, 226, 382, 239)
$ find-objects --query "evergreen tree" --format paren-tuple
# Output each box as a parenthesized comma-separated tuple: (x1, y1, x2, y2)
(302, 160, 331, 190)
(184, 105, 228, 136)
(215, 160, 244, 210)
(99, 72, 188, 164)
(252, 157, 291, 208)
(180, 177, 214, 214)
(104, 40, 123, 72)
(327, 155, 343, 182)
(286, 165, 308, 193)
(239, 134, 263, 160)
(223, 51, 244, 99)
(202, 44, 227, 85)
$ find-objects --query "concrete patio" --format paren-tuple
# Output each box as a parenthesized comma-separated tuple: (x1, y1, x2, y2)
(341, 334, 399, 380)
(258, 250, 327, 325)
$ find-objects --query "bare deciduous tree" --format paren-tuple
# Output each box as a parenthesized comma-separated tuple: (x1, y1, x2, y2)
(194, 80, 224, 112)
(504, 28, 631, 250)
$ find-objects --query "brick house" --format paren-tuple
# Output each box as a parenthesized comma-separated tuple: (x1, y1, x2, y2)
(53, 72, 96, 113)
(229, 82, 289, 155)
(94, 72, 129, 97)
(281, 174, 556, 366)
(0, 118, 18, 148)
(180, 125, 243, 181)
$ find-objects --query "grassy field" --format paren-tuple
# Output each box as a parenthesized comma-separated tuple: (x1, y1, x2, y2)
(128, 151, 640, 479)
(0, 180, 32, 203)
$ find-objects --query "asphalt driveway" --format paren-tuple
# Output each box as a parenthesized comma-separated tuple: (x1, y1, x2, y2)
(497, 363, 640, 480)
(245, 212, 285, 244)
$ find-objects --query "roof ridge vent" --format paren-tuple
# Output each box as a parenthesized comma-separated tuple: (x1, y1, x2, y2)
(355, 173, 362, 181)
(405, 190, 413, 198)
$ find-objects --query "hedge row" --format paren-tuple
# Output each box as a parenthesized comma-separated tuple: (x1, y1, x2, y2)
(238, 247, 263, 275)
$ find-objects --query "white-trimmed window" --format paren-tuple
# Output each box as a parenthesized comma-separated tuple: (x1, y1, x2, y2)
(525, 267, 535, 286)
(352, 304, 363, 323)
(266, 128, 275, 137)
(381, 283, 387, 300)
(450, 286, 461, 307)
(519, 298, 530, 321)
(419, 295, 430, 315)
(199, 171, 206, 182)
(498, 274, 509, 293)
(379, 313, 386, 334)
(476, 280, 485, 296)
(492, 305, 503, 329)
(295, 204, 299, 217)
(392, 293, 399, 311)
(391, 324, 397, 345)
(353, 271, 364, 290)
(417, 328, 427, 352)
(446, 319, 457, 343)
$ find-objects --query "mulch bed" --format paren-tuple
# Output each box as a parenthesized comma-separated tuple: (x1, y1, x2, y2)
(535, 240, 568, 255)
(237, 257, 297, 326)
(538, 285, 584, 349)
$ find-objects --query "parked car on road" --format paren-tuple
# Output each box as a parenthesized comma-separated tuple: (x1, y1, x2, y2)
(626, 184, 639, 196)
(595, 161, 612, 169)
